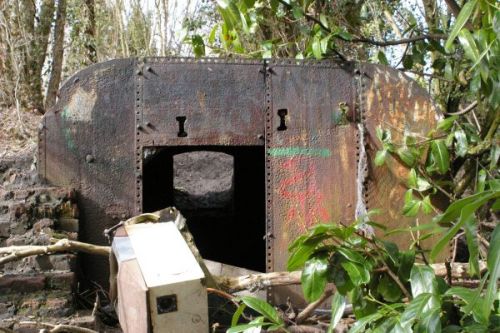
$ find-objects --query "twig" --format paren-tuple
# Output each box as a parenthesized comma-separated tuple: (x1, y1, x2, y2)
(296, 289, 334, 324)
(444, 101, 479, 116)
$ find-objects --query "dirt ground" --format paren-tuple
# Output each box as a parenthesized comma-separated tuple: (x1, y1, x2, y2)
(0, 107, 40, 159)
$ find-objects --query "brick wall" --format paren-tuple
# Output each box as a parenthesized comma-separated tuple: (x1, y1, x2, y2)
(0, 185, 79, 329)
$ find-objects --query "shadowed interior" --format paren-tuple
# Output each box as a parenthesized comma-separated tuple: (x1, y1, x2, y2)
(142, 146, 266, 272)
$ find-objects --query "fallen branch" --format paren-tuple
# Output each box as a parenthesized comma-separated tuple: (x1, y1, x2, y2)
(296, 289, 334, 324)
(0, 239, 110, 265)
(18, 321, 98, 333)
(217, 261, 487, 292)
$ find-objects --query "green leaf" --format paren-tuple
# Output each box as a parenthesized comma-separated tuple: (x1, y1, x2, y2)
(410, 265, 438, 297)
(431, 214, 474, 261)
(463, 216, 480, 276)
(415, 308, 441, 333)
(227, 319, 272, 333)
(375, 149, 388, 166)
(401, 293, 433, 326)
(437, 116, 458, 131)
(458, 29, 480, 63)
(336, 247, 365, 264)
(445, 285, 487, 324)
(348, 312, 383, 333)
(402, 54, 413, 69)
(301, 256, 329, 302)
(240, 296, 283, 325)
(397, 249, 416, 281)
(483, 225, 500, 321)
(191, 35, 205, 57)
(377, 51, 389, 65)
(433, 191, 500, 227)
(327, 292, 346, 333)
(454, 129, 468, 157)
(422, 196, 434, 214)
(231, 303, 247, 327)
(402, 199, 421, 217)
(476, 169, 486, 193)
(445, 0, 478, 51)
(377, 275, 403, 302)
(430, 140, 450, 174)
(397, 147, 416, 167)
(341, 261, 370, 286)
(312, 36, 322, 59)
(288, 234, 329, 270)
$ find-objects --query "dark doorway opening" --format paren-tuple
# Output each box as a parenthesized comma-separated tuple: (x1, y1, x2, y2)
(142, 146, 266, 272)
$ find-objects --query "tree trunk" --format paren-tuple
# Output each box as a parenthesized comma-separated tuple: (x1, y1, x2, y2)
(45, 0, 67, 110)
(30, 0, 56, 113)
(84, 0, 97, 63)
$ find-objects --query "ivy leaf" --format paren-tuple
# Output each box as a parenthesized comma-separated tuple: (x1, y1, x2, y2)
(445, 0, 478, 51)
(454, 129, 468, 157)
(301, 256, 329, 302)
(402, 199, 421, 217)
(421, 196, 433, 214)
(429, 140, 450, 174)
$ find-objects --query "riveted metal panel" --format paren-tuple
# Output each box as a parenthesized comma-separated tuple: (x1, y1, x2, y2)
(265, 60, 358, 306)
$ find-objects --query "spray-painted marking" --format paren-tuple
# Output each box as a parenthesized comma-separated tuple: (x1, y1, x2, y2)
(269, 147, 331, 158)
(278, 159, 330, 234)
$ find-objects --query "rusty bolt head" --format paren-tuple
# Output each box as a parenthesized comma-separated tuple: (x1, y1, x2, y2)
(85, 154, 95, 163)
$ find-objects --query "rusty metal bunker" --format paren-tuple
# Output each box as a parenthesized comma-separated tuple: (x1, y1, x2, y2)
(39, 58, 439, 305)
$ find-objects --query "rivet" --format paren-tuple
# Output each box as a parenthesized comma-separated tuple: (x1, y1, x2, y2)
(137, 124, 143, 130)
(85, 154, 95, 163)
(73, 77, 79, 84)
(136, 69, 142, 76)
(145, 122, 152, 127)
(146, 66, 152, 72)
(257, 134, 264, 140)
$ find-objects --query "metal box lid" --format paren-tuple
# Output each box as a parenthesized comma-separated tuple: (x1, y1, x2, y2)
(125, 222, 205, 287)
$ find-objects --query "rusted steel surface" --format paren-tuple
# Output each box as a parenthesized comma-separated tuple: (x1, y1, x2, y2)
(265, 61, 358, 306)
(358, 64, 441, 254)
(39, 58, 440, 302)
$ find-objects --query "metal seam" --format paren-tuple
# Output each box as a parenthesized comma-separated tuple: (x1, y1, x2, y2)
(264, 60, 274, 302)
(135, 59, 143, 214)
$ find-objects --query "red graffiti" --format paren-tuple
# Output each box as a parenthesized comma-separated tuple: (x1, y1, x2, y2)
(278, 158, 330, 234)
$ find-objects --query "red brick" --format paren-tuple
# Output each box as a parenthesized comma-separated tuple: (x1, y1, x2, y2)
(0, 274, 46, 293)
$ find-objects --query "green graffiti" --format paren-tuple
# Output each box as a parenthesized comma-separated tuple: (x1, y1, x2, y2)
(268, 147, 331, 158)
(63, 128, 76, 151)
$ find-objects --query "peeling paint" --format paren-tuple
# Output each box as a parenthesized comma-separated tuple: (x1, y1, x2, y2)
(62, 88, 96, 122)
